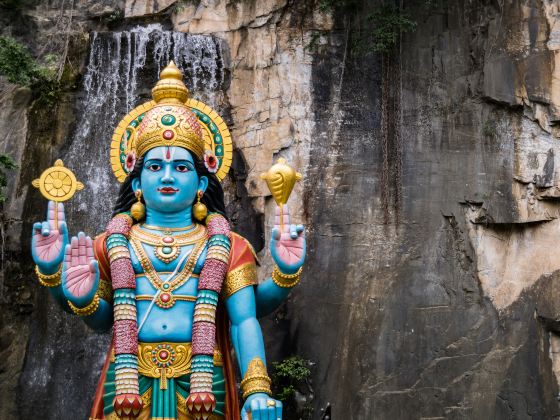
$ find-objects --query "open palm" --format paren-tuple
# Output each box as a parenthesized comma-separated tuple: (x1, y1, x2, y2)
(32, 201, 68, 273)
(62, 232, 99, 307)
(270, 206, 305, 274)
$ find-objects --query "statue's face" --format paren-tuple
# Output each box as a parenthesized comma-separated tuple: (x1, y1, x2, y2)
(132, 146, 207, 213)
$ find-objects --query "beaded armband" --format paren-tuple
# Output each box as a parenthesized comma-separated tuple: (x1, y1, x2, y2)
(35, 265, 62, 287)
(68, 293, 100, 316)
(240, 357, 272, 399)
(272, 265, 302, 288)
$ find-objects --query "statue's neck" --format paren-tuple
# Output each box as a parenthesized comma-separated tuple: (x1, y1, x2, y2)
(144, 207, 194, 229)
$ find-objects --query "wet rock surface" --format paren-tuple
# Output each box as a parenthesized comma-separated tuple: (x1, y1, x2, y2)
(3, 0, 560, 419)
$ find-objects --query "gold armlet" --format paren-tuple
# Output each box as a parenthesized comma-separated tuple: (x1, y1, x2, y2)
(68, 293, 100, 316)
(272, 265, 302, 288)
(240, 357, 272, 399)
(35, 265, 62, 287)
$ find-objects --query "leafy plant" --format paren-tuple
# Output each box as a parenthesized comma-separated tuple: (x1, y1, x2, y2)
(0, 36, 61, 105)
(367, 5, 417, 53)
(273, 355, 312, 399)
(0, 154, 17, 203)
(105, 8, 124, 25)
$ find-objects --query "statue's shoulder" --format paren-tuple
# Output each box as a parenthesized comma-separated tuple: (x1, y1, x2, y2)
(223, 232, 259, 299)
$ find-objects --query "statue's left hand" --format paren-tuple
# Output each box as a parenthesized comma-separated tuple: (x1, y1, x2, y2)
(241, 393, 282, 420)
(270, 206, 306, 274)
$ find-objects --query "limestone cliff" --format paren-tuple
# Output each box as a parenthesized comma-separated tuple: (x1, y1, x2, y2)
(2, 0, 560, 419)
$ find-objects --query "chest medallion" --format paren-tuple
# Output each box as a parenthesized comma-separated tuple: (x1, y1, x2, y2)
(130, 223, 206, 264)
(129, 224, 208, 308)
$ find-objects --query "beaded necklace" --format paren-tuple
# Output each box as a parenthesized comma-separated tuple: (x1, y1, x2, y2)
(106, 212, 231, 419)
(129, 235, 207, 309)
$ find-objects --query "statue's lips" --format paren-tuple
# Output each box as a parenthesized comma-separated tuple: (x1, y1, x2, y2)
(157, 187, 179, 195)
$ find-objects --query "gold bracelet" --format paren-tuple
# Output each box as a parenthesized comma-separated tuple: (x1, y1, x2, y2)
(68, 293, 100, 316)
(272, 265, 302, 288)
(35, 265, 62, 287)
(240, 358, 272, 399)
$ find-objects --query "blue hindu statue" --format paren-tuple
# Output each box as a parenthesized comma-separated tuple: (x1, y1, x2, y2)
(30, 62, 306, 420)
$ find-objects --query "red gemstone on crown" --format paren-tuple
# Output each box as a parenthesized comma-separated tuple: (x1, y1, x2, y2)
(161, 293, 170, 303)
(162, 236, 174, 244)
(163, 130, 174, 140)
(159, 350, 169, 360)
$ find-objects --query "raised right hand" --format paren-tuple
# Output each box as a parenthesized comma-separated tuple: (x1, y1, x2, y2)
(31, 201, 69, 274)
(62, 232, 100, 308)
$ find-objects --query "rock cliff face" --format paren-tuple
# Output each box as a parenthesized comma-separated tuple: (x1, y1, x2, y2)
(3, 0, 560, 419)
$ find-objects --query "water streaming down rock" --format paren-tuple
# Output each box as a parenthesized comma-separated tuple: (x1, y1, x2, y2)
(18, 25, 228, 420)
(64, 24, 227, 234)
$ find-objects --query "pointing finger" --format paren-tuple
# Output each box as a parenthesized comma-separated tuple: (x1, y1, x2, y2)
(57, 202, 66, 222)
(47, 200, 54, 219)
(274, 206, 291, 233)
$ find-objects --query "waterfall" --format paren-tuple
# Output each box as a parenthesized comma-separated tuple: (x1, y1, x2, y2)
(64, 24, 227, 234)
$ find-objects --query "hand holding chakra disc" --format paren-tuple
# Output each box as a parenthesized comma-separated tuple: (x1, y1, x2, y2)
(31, 160, 84, 273)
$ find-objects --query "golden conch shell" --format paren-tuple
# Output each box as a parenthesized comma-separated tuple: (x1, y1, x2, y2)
(32, 159, 84, 202)
(260, 158, 302, 205)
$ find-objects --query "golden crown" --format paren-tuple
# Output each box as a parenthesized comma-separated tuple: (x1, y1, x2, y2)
(110, 62, 233, 182)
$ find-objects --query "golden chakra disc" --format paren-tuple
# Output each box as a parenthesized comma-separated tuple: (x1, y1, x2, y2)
(32, 159, 84, 202)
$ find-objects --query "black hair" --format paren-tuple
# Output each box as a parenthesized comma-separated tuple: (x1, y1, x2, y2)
(112, 154, 227, 219)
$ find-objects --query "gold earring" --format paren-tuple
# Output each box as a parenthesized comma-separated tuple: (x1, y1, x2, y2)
(131, 190, 145, 221)
(193, 190, 208, 222)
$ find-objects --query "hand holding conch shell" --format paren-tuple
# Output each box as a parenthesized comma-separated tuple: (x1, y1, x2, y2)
(261, 158, 305, 273)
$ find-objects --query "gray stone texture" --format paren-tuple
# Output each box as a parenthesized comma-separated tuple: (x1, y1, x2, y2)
(3, 0, 560, 419)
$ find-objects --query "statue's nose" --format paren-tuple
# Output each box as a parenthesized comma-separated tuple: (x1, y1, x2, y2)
(161, 165, 175, 184)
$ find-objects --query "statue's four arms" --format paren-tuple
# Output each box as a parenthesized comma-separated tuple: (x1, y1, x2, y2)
(30, 62, 305, 420)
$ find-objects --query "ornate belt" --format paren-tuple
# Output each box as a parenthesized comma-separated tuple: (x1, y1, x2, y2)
(135, 342, 222, 390)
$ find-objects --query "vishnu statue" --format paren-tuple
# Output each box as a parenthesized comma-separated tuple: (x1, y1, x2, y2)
(30, 62, 305, 420)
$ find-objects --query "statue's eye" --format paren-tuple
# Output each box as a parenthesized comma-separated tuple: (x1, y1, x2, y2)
(176, 164, 189, 172)
(148, 163, 161, 171)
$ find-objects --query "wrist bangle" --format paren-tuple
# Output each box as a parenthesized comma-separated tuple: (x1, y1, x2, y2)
(35, 265, 62, 287)
(272, 265, 302, 288)
(240, 358, 272, 399)
(68, 293, 100, 316)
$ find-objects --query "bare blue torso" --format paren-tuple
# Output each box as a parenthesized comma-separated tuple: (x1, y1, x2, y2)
(129, 233, 208, 343)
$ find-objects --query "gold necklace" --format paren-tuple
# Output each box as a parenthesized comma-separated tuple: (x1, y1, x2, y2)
(129, 236, 207, 309)
(141, 223, 196, 232)
(130, 224, 206, 263)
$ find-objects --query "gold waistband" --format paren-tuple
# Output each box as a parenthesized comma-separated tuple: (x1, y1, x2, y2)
(134, 342, 222, 390)
(136, 295, 197, 302)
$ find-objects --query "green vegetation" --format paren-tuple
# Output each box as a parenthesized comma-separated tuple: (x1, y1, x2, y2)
(367, 5, 417, 53)
(0, 154, 17, 203)
(317, 2, 417, 54)
(273, 356, 311, 401)
(105, 9, 124, 25)
(0, 36, 60, 105)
